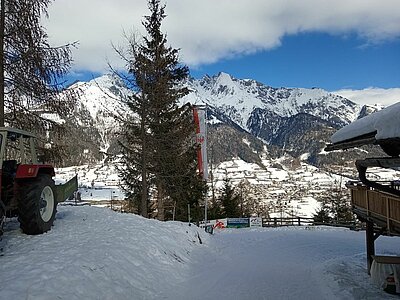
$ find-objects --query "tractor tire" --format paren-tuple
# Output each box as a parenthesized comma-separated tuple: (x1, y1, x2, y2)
(17, 174, 57, 235)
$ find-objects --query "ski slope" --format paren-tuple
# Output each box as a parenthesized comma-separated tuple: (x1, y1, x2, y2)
(0, 205, 399, 299)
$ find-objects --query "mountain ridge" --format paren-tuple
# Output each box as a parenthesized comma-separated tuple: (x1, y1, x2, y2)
(62, 72, 384, 168)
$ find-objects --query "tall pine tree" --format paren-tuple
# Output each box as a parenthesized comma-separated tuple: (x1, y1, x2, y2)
(118, 0, 201, 218)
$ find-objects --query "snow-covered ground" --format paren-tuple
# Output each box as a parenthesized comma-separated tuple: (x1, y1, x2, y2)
(1, 205, 399, 299)
(0, 206, 207, 300)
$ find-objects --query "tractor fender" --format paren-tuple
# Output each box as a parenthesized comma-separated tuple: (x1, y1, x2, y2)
(15, 164, 55, 179)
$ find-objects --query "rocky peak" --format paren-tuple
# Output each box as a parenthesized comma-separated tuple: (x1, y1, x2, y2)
(357, 103, 384, 119)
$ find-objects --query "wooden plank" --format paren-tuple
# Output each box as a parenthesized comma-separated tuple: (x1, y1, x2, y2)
(350, 187, 368, 208)
(372, 255, 400, 264)
(366, 221, 375, 274)
(386, 196, 390, 232)
(389, 197, 400, 221)
(368, 191, 386, 216)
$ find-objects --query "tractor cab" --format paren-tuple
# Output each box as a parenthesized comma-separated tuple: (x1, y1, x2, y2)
(0, 128, 38, 184)
(0, 127, 39, 166)
(0, 128, 53, 213)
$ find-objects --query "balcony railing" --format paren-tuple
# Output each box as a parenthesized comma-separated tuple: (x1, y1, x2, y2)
(346, 181, 400, 235)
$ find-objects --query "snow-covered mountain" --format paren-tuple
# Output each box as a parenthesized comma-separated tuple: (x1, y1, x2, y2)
(49, 75, 132, 166)
(65, 72, 383, 168)
(181, 72, 369, 163)
(184, 72, 359, 131)
(69, 75, 130, 153)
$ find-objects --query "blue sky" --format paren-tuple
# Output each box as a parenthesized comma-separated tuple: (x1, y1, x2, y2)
(191, 33, 400, 91)
(46, 0, 400, 104)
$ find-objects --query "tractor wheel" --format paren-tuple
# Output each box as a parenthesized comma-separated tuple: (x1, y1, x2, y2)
(17, 174, 57, 235)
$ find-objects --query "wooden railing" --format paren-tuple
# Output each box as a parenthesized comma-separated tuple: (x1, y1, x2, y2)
(347, 182, 400, 234)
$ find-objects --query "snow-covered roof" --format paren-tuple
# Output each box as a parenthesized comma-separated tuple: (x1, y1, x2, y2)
(331, 101, 400, 144)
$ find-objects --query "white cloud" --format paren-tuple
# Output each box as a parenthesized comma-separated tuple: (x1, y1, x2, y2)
(42, 0, 400, 73)
(333, 87, 400, 106)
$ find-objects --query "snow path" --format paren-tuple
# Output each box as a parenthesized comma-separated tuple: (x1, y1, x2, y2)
(167, 228, 398, 300)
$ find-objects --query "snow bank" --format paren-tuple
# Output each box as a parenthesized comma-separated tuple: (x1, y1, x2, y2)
(331, 102, 400, 143)
(0, 206, 207, 300)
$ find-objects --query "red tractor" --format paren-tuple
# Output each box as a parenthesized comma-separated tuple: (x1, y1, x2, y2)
(0, 127, 77, 235)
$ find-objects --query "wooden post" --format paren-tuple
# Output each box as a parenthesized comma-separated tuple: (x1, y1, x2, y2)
(298, 217, 301, 226)
(366, 220, 375, 275)
(386, 197, 390, 234)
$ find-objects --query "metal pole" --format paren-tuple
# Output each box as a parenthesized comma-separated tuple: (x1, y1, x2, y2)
(204, 196, 208, 226)
(204, 104, 208, 226)
(188, 203, 191, 225)
(210, 146, 216, 208)
(110, 190, 113, 210)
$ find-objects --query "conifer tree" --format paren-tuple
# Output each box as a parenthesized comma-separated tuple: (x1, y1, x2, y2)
(118, 0, 201, 218)
(0, 0, 76, 161)
(316, 183, 354, 224)
(208, 196, 224, 220)
(219, 173, 240, 218)
(331, 192, 354, 223)
(313, 201, 332, 224)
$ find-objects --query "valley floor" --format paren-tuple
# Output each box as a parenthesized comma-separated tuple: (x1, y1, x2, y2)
(0, 206, 399, 300)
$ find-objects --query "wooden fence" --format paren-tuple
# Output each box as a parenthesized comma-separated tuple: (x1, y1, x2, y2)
(261, 217, 360, 229)
(262, 217, 314, 227)
(347, 181, 400, 235)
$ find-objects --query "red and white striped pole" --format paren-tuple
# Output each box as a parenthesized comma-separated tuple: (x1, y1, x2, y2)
(193, 105, 208, 225)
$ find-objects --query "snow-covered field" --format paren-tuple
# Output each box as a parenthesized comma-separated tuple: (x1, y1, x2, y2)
(1, 205, 399, 299)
